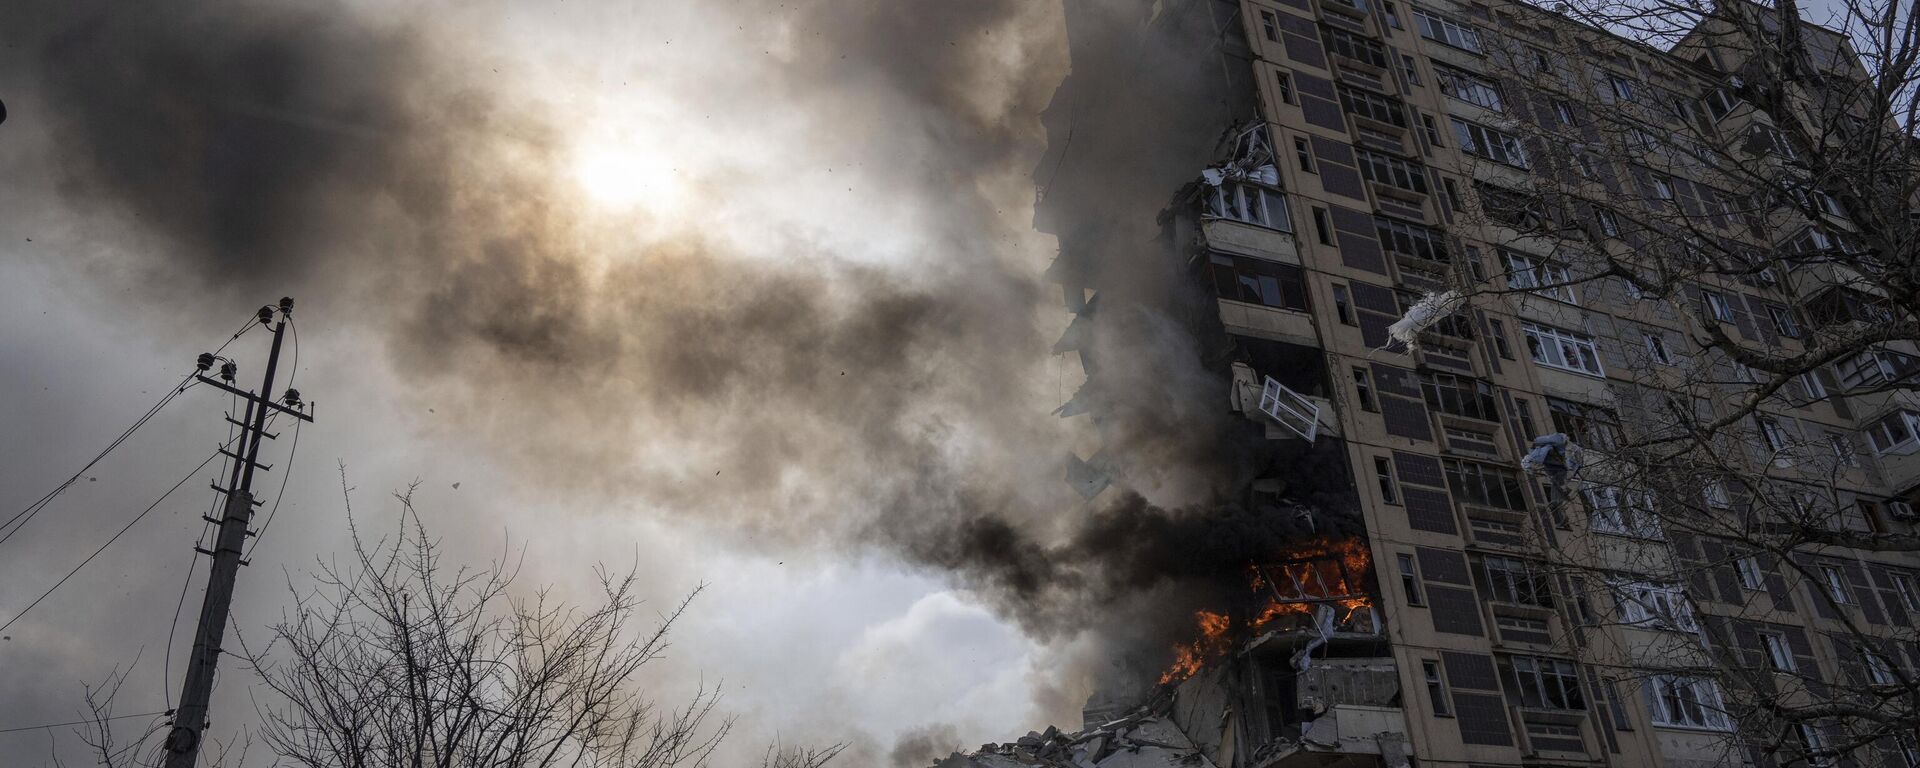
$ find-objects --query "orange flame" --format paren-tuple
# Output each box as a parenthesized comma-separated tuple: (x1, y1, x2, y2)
(1157, 536, 1373, 685)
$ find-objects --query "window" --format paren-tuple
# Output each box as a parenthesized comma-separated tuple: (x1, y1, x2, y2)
(1819, 564, 1852, 605)
(1826, 432, 1858, 467)
(1760, 416, 1792, 454)
(1329, 285, 1355, 326)
(1412, 7, 1483, 52)
(1506, 656, 1585, 710)
(1206, 182, 1291, 229)
(1594, 208, 1621, 237)
(1442, 458, 1528, 510)
(1476, 181, 1550, 230)
(1451, 117, 1529, 167)
(1647, 676, 1730, 730)
(1650, 174, 1676, 200)
(1643, 333, 1672, 364)
(1893, 573, 1920, 612)
(1736, 556, 1765, 590)
(1383, 2, 1404, 28)
(1503, 251, 1576, 303)
(1323, 27, 1389, 68)
(1419, 371, 1499, 421)
(1260, 9, 1280, 42)
(1614, 581, 1696, 632)
(1488, 318, 1513, 359)
(1210, 254, 1309, 310)
(1276, 71, 1297, 105)
(1312, 207, 1333, 245)
(1702, 290, 1736, 322)
(1355, 149, 1429, 193)
(1866, 411, 1920, 455)
(1897, 736, 1920, 768)
(1340, 86, 1408, 127)
(1292, 138, 1314, 173)
(1836, 350, 1917, 390)
(1759, 630, 1795, 671)
(1399, 554, 1425, 606)
(1754, 125, 1800, 161)
(1705, 88, 1740, 120)
(1523, 322, 1604, 376)
(1375, 457, 1399, 504)
(1434, 62, 1504, 110)
(1419, 114, 1443, 147)
(1375, 217, 1448, 262)
(1865, 649, 1897, 685)
(1421, 660, 1453, 715)
(1794, 724, 1832, 767)
(1553, 98, 1576, 125)
(1584, 486, 1661, 538)
(1399, 52, 1420, 84)
(1353, 367, 1378, 412)
(1606, 73, 1637, 102)
(1441, 177, 1462, 211)
(1548, 398, 1621, 450)
(1768, 305, 1801, 337)
(1481, 556, 1552, 606)
(1574, 153, 1599, 179)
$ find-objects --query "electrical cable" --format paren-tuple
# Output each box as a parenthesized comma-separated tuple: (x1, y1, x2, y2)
(0, 313, 259, 548)
(0, 434, 244, 636)
(243, 416, 300, 560)
(0, 710, 173, 735)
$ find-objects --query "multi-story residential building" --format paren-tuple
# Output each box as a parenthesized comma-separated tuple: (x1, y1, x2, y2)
(1016, 1, 1920, 767)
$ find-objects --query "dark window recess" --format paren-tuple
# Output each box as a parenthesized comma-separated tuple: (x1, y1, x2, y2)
(1294, 136, 1315, 171)
(1210, 254, 1310, 310)
(1339, 85, 1409, 127)
(1547, 397, 1622, 450)
(1332, 284, 1356, 325)
(1376, 457, 1400, 504)
(1475, 181, 1553, 230)
(1487, 318, 1514, 359)
(1420, 372, 1499, 420)
(1423, 660, 1451, 714)
(1260, 9, 1281, 42)
(1313, 207, 1334, 245)
(1503, 655, 1586, 710)
(1376, 216, 1449, 262)
(1354, 367, 1380, 412)
(1512, 397, 1538, 439)
(1323, 26, 1390, 68)
(1442, 458, 1528, 510)
(1400, 553, 1425, 606)
(1357, 149, 1430, 194)
(1478, 555, 1553, 606)
(1277, 72, 1298, 105)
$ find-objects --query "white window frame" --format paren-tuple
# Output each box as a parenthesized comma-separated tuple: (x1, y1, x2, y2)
(1451, 117, 1529, 168)
(1893, 573, 1920, 612)
(1758, 630, 1796, 671)
(1769, 306, 1801, 337)
(1584, 486, 1662, 539)
(1595, 208, 1621, 237)
(1503, 251, 1575, 303)
(1865, 649, 1897, 685)
(1412, 7, 1483, 52)
(1523, 322, 1605, 376)
(1819, 564, 1852, 605)
(1703, 290, 1736, 322)
(1434, 62, 1505, 111)
(1651, 174, 1676, 200)
(1613, 580, 1698, 632)
(1608, 74, 1637, 102)
(1205, 182, 1292, 231)
(1647, 675, 1731, 730)
(1866, 411, 1920, 455)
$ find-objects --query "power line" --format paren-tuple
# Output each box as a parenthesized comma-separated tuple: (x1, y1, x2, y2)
(0, 435, 243, 636)
(0, 710, 174, 735)
(0, 314, 259, 549)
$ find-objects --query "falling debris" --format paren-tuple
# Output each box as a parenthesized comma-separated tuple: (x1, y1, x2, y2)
(1520, 432, 1582, 498)
(1383, 290, 1463, 353)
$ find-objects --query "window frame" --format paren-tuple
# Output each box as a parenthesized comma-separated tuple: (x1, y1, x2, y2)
(1412, 7, 1484, 52)
(1522, 322, 1605, 376)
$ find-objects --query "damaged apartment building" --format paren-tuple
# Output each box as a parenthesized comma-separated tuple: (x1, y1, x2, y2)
(951, 0, 1920, 766)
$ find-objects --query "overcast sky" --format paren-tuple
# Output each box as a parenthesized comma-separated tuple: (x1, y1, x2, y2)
(0, 2, 1100, 764)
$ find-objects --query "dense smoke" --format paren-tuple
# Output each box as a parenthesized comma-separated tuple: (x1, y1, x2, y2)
(6, 0, 1348, 714)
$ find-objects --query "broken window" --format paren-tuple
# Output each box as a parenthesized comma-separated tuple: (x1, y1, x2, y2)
(1547, 397, 1621, 450)
(1422, 660, 1450, 715)
(1647, 676, 1729, 729)
(1353, 366, 1379, 412)
(1480, 555, 1553, 607)
(1611, 580, 1696, 631)
(1209, 254, 1309, 310)
(1398, 553, 1424, 606)
(1375, 457, 1400, 504)
(1502, 250, 1576, 303)
(1339, 85, 1408, 127)
(1205, 182, 1291, 230)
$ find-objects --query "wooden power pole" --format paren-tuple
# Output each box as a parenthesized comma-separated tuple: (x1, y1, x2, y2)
(163, 297, 313, 768)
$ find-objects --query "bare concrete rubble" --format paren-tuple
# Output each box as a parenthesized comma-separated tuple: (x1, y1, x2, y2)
(932, 695, 1219, 768)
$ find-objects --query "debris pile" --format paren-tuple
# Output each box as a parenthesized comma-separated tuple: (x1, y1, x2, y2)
(934, 699, 1217, 768)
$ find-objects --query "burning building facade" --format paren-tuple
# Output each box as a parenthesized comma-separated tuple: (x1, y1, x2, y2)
(955, 0, 1920, 767)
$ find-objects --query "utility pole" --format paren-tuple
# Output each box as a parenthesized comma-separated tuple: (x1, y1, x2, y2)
(163, 297, 313, 768)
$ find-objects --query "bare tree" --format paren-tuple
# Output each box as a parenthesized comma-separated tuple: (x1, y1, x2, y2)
(1392, 0, 1920, 764)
